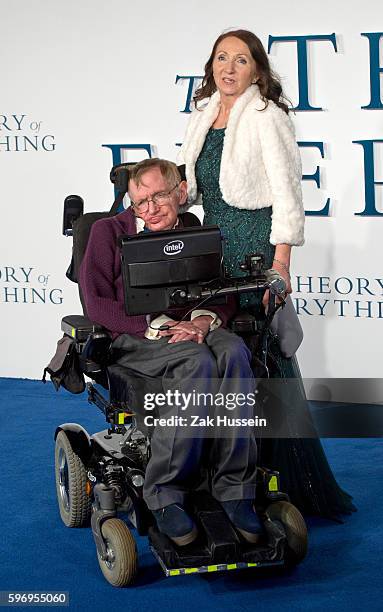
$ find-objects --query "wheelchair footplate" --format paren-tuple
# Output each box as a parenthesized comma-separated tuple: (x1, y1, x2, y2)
(148, 492, 286, 577)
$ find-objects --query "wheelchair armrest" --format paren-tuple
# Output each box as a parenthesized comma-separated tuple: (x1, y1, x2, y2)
(61, 315, 112, 376)
(61, 315, 107, 341)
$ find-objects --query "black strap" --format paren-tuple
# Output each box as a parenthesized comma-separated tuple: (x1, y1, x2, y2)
(109, 189, 127, 216)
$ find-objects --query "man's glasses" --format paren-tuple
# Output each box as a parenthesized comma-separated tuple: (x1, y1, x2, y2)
(131, 183, 180, 214)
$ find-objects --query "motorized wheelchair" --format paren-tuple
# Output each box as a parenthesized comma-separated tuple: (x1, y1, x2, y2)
(48, 164, 308, 588)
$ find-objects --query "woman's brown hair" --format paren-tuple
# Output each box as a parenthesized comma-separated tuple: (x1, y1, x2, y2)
(194, 29, 291, 114)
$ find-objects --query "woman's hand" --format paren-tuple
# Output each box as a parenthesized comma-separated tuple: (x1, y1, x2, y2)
(262, 247, 292, 308)
(158, 315, 212, 344)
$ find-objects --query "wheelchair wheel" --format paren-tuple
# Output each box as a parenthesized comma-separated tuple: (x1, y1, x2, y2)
(55, 430, 91, 527)
(97, 518, 137, 587)
(266, 501, 308, 565)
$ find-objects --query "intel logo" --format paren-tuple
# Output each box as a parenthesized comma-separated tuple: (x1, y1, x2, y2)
(164, 240, 184, 256)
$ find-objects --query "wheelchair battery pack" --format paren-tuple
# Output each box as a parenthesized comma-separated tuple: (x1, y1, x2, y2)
(119, 226, 223, 315)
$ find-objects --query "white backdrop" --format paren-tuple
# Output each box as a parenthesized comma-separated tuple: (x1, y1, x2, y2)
(1, 0, 382, 401)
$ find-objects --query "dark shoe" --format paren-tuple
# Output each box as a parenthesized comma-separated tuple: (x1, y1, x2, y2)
(221, 499, 263, 544)
(152, 503, 198, 546)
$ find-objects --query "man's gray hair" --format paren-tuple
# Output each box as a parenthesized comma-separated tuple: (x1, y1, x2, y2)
(129, 158, 181, 189)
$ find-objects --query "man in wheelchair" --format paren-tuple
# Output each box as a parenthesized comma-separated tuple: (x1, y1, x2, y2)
(79, 158, 263, 547)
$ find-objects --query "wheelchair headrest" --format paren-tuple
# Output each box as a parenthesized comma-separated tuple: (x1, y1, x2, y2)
(110, 163, 134, 194)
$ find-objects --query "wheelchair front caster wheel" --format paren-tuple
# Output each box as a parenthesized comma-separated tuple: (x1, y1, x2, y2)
(97, 518, 138, 587)
(55, 431, 91, 527)
(266, 501, 308, 565)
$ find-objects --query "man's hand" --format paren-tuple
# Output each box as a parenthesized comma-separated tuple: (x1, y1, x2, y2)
(159, 315, 213, 344)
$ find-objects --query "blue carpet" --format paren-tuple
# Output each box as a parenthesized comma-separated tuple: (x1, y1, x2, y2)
(0, 378, 382, 611)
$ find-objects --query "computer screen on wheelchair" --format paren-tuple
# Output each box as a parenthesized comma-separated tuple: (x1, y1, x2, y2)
(119, 225, 224, 315)
(119, 225, 281, 317)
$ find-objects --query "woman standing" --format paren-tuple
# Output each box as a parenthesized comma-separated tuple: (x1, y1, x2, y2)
(178, 29, 355, 518)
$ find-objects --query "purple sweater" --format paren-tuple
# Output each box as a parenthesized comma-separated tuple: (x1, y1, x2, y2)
(79, 209, 235, 338)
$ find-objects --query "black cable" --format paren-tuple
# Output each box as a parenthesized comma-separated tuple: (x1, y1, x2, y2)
(148, 277, 286, 332)
(148, 284, 226, 332)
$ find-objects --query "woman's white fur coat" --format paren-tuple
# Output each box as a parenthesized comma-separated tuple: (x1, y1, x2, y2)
(177, 84, 305, 246)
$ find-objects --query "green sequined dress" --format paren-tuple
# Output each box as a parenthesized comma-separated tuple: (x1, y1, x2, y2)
(195, 127, 356, 518)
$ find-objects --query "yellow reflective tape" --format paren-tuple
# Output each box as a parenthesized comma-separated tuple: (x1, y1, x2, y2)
(207, 565, 218, 572)
(71, 328, 75, 338)
(247, 562, 258, 567)
(185, 568, 198, 574)
(117, 412, 135, 424)
(268, 475, 278, 491)
(169, 569, 180, 576)
(227, 564, 237, 570)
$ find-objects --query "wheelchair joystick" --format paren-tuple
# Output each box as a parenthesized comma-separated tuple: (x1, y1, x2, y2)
(264, 269, 287, 298)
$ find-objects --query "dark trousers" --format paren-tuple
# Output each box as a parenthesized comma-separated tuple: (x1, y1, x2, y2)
(112, 328, 257, 510)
